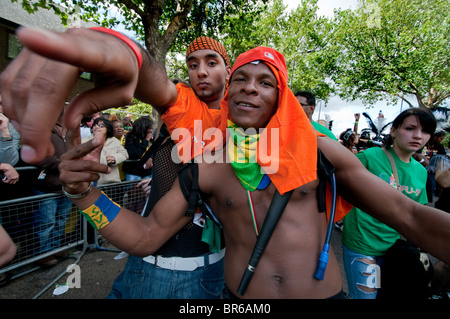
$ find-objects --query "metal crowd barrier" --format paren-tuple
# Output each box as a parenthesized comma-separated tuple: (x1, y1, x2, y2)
(0, 178, 148, 297)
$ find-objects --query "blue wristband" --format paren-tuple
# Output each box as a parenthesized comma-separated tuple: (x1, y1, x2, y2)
(81, 192, 121, 230)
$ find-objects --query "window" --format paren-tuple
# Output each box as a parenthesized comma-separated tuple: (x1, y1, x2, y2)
(7, 31, 23, 59)
(6, 30, 92, 81)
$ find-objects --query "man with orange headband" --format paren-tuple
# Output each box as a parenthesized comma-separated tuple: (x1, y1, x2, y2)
(0, 28, 231, 165)
(0, 27, 232, 298)
(105, 36, 231, 299)
(57, 46, 450, 300)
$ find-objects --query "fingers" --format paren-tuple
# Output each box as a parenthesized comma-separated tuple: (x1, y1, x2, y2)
(137, 178, 152, 197)
(59, 159, 108, 184)
(66, 127, 82, 150)
(0, 27, 140, 164)
(1, 48, 79, 164)
(15, 27, 138, 75)
(137, 178, 152, 188)
(0, 113, 9, 129)
(19, 27, 138, 125)
(62, 133, 105, 162)
(64, 82, 136, 130)
(1, 165, 19, 184)
(59, 135, 110, 190)
(2, 175, 19, 184)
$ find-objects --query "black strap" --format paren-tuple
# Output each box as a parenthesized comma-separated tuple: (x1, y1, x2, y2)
(178, 162, 222, 226)
(181, 162, 200, 217)
(317, 148, 335, 213)
(178, 162, 208, 218)
(237, 189, 293, 296)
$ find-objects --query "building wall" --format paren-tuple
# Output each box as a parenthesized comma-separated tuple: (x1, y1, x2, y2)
(0, 2, 95, 101)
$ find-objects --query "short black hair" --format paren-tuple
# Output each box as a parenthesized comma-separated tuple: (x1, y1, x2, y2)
(92, 117, 114, 138)
(294, 91, 315, 106)
(384, 108, 436, 147)
(433, 130, 446, 138)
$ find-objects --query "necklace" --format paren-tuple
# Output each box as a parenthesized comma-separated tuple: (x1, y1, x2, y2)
(246, 190, 259, 236)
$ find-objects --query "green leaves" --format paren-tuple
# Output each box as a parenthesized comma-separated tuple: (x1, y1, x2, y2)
(329, 0, 449, 108)
(13, 0, 448, 109)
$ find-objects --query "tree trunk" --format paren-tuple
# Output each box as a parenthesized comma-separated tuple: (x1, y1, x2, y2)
(142, 0, 194, 67)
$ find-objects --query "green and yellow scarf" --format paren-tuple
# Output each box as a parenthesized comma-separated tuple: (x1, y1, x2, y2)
(227, 120, 266, 191)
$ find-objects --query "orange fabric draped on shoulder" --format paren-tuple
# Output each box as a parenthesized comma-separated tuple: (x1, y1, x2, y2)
(220, 47, 318, 195)
(161, 83, 227, 162)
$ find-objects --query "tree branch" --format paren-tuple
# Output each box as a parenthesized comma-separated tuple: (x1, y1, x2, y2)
(118, 0, 145, 17)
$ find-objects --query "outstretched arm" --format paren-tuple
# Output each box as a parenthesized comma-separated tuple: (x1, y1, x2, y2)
(0, 225, 16, 267)
(0, 27, 177, 164)
(59, 131, 190, 256)
(318, 137, 450, 264)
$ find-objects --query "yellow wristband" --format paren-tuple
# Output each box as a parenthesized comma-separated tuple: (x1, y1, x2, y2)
(81, 192, 121, 230)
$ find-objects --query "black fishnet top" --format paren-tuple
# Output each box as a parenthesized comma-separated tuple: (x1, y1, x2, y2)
(143, 137, 210, 257)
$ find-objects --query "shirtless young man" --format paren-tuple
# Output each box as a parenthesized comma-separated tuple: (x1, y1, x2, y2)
(0, 27, 232, 299)
(105, 37, 231, 299)
(2, 28, 450, 299)
(57, 47, 450, 299)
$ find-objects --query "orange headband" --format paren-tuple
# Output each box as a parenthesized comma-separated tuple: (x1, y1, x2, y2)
(220, 46, 318, 195)
(186, 36, 230, 66)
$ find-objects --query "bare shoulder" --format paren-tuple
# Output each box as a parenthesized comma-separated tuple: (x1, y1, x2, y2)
(196, 147, 235, 195)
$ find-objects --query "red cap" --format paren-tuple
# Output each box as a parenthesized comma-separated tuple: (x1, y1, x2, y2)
(230, 47, 288, 82)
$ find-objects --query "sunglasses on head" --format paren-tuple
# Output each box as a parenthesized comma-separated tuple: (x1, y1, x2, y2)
(343, 130, 355, 141)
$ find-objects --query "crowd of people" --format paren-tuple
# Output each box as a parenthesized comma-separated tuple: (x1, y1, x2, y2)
(0, 26, 449, 301)
(0, 95, 155, 273)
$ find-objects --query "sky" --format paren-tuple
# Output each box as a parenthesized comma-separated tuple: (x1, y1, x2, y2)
(283, 0, 405, 138)
(112, 0, 405, 138)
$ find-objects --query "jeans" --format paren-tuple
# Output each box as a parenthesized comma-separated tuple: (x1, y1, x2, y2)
(32, 190, 72, 254)
(107, 253, 225, 299)
(125, 174, 151, 181)
(342, 244, 382, 299)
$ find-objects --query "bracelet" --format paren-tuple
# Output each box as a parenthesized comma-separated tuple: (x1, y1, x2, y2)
(81, 192, 121, 230)
(89, 27, 143, 70)
(62, 182, 93, 199)
(0, 136, 13, 142)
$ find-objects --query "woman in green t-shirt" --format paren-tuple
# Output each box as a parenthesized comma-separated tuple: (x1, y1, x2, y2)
(342, 108, 436, 299)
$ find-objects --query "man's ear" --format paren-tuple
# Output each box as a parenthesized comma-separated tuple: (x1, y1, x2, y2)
(225, 65, 232, 82)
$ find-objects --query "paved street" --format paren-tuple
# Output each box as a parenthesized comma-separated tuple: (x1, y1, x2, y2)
(0, 230, 347, 299)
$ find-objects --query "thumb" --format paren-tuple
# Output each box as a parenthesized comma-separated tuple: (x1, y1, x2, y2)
(83, 131, 106, 163)
(67, 126, 82, 149)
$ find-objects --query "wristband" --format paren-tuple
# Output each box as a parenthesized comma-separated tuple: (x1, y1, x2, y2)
(89, 27, 143, 70)
(419, 158, 425, 163)
(62, 182, 93, 199)
(0, 136, 13, 142)
(81, 191, 121, 230)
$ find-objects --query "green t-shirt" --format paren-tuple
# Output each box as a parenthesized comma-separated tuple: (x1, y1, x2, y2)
(342, 147, 428, 256)
(312, 121, 337, 141)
